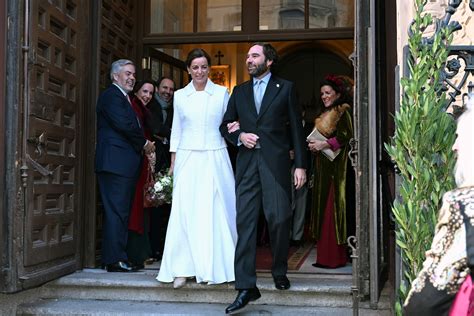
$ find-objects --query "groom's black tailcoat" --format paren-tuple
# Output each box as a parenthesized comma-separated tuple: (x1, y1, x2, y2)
(220, 75, 307, 289)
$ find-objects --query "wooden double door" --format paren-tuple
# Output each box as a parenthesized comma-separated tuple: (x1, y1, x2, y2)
(11, 0, 88, 290)
(2, 0, 140, 292)
(2, 3, 394, 311)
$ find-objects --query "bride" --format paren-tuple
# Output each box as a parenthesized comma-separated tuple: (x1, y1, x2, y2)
(156, 48, 238, 288)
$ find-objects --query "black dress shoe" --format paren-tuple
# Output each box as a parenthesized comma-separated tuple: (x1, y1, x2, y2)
(273, 275, 290, 290)
(132, 263, 145, 271)
(105, 261, 134, 272)
(225, 288, 261, 314)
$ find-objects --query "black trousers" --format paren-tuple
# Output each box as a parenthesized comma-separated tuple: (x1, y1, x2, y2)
(234, 150, 291, 289)
(149, 204, 171, 258)
(97, 172, 137, 265)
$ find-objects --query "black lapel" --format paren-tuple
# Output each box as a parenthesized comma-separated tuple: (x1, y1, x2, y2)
(258, 76, 281, 117)
(243, 80, 258, 118)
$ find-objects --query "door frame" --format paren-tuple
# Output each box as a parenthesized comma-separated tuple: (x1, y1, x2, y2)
(82, 0, 102, 269)
(0, 0, 7, 291)
(82, 0, 391, 307)
(139, 1, 375, 299)
(354, 0, 380, 304)
(1, 0, 22, 293)
(141, 46, 188, 86)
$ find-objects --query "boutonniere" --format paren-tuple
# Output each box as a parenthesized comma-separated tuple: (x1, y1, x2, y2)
(276, 84, 280, 88)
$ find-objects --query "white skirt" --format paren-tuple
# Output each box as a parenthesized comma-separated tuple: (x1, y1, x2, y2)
(156, 148, 237, 284)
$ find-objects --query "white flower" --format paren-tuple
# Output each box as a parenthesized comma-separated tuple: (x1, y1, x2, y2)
(161, 177, 171, 186)
(154, 182, 163, 192)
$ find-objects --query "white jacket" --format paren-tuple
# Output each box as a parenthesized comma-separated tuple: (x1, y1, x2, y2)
(170, 79, 229, 152)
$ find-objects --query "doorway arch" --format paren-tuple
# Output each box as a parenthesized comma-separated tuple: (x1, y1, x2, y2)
(274, 44, 353, 118)
(274, 44, 357, 248)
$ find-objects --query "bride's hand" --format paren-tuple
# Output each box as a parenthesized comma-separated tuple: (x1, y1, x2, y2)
(227, 121, 240, 133)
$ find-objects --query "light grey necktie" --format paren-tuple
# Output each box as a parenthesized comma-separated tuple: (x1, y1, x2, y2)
(254, 80, 264, 113)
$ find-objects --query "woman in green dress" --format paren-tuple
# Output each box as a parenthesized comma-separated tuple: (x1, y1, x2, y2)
(307, 75, 353, 269)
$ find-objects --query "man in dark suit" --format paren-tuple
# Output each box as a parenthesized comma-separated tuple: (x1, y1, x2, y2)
(146, 77, 175, 261)
(95, 59, 155, 272)
(148, 77, 174, 173)
(220, 43, 307, 314)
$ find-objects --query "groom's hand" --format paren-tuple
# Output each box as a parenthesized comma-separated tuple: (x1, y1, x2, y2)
(294, 168, 306, 189)
(239, 132, 259, 149)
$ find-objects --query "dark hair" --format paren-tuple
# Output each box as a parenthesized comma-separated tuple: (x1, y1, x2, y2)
(132, 80, 156, 94)
(185, 48, 211, 68)
(320, 75, 344, 94)
(251, 42, 278, 68)
(316, 75, 353, 117)
(319, 74, 353, 107)
(156, 77, 175, 89)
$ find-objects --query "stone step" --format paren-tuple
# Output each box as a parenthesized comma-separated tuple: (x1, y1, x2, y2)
(16, 298, 391, 315)
(39, 269, 359, 308)
(35, 269, 392, 312)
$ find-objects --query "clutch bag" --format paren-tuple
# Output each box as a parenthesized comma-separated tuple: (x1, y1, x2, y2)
(307, 128, 341, 161)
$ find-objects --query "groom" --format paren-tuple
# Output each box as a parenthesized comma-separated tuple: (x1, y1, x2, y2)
(220, 42, 307, 314)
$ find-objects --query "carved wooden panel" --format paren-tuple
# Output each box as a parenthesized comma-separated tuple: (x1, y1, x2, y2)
(95, 0, 137, 263)
(99, 0, 137, 89)
(25, 0, 83, 267)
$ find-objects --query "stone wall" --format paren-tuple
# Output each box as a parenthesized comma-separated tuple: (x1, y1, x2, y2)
(396, 0, 474, 103)
(397, 0, 473, 64)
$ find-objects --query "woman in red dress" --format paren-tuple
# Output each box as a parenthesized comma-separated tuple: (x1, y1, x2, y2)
(126, 80, 156, 269)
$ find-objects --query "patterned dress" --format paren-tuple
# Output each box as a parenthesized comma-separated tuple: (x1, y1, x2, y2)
(404, 187, 474, 315)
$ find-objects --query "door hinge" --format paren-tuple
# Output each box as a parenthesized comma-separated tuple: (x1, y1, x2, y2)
(349, 138, 358, 168)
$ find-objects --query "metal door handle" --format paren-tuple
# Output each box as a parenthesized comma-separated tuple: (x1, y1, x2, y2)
(27, 132, 47, 155)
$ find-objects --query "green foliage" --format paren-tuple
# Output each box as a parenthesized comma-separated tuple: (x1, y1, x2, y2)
(384, 0, 456, 314)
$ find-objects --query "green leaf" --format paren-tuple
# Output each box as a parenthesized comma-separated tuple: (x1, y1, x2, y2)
(383, 0, 455, 310)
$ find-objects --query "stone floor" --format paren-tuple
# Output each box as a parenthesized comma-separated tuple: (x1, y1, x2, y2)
(145, 243, 353, 275)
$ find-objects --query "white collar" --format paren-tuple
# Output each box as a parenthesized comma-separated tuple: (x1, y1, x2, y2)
(113, 83, 129, 96)
(183, 79, 216, 96)
(253, 72, 271, 85)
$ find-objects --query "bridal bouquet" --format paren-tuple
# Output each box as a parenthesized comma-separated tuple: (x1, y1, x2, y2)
(153, 170, 173, 205)
(144, 167, 173, 207)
